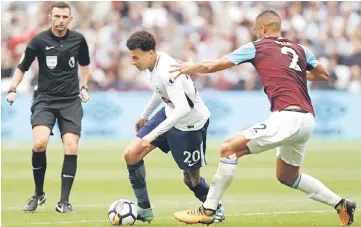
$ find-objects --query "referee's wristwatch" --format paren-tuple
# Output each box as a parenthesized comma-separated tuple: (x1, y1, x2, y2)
(8, 88, 16, 94)
(81, 86, 88, 92)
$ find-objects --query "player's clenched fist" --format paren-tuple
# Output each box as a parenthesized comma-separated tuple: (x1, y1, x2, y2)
(135, 118, 148, 132)
(6, 91, 16, 105)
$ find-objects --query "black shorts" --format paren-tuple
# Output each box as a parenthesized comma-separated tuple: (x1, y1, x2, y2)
(30, 95, 83, 137)
(137, 107, 209, 172)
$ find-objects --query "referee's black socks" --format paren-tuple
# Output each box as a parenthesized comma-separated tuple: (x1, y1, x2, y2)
(32, 150, 47, 196)
(60, 155, 77, 203)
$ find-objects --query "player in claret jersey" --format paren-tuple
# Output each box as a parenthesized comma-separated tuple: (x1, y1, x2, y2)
(171, 10, 356, 226)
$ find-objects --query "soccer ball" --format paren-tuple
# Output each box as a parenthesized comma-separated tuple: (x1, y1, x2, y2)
(108, 199, 137, 225)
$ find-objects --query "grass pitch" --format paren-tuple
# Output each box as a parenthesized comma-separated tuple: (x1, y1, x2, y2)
(2, 140, 361, 227)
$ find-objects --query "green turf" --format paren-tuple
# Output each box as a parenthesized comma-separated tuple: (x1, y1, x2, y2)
(2, 140, 361, 227)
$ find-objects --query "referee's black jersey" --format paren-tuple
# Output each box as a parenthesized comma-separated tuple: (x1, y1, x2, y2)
(18, 28, 90, 98)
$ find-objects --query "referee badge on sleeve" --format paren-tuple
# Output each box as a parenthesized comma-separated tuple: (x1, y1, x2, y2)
(46, 56, 57, 69)
(69, 56, 75, 68)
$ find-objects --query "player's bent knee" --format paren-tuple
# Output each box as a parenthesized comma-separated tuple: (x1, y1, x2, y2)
(64, 142, 78, 155)
(62, 133, 79, 155)
(276, 158, 300, 187)
(220, 142, 235, 158)
(124, 148, 141, 165)
(124, 138, 151, 165)
(276, 172, 298, 187)
(220, 142, 229, 155)
(277, 177, 288, 186)
(276, 171, 286, 185)
(123, 149, 132, 164)
(33, 139, 48, 152)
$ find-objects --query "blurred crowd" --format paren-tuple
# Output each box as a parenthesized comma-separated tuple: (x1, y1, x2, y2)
(1, 1, 361, 93)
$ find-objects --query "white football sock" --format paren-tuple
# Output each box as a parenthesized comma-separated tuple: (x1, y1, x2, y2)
(296, 173, 342, 207)
(203, 158, 238, 210)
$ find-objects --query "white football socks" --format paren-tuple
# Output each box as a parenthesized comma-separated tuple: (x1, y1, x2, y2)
(296, 173, 342, 207)
(203, 158, 238, 210)
(203, 158, 342, 211)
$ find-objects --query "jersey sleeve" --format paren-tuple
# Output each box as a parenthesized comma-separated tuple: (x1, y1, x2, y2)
(150, 70, 191, 137)
(78, 35, 90, 66)
(140, 91, 162, 120)
(17, 36, 38, 72)
(224, 42, 256, 65)
(300, 45, 319, 70)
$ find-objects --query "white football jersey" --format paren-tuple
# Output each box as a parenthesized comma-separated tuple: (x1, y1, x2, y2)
(141, 52, 210, 137)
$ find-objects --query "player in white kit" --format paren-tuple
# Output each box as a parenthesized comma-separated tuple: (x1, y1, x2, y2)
(123, 30, 225, 223)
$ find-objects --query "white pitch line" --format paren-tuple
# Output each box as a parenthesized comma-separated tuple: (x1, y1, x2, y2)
(3, 199, 306, 211)
(1, 210, 337, 226)
(2, 220, 108, 226)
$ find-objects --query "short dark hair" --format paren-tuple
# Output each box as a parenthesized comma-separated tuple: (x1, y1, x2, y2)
(256, 10, 280, 21)
(50, 1, 71, 15)
(126, 30, 156, 51)
(256, 10, 281, 30)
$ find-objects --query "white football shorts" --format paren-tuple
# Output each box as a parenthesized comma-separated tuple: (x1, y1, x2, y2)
(241, 110, 315, 166)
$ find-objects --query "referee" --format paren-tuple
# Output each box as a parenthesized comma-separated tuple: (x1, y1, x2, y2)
(6, 2, 90, 213)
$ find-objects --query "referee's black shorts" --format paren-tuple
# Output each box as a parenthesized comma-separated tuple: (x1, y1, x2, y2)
(30, 95, 83, 137)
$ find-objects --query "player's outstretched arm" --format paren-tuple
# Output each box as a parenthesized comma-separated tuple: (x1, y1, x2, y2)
(170, 57, 235, 79)
(306, 64, 329, 81)
(170, 42, 256, 79)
